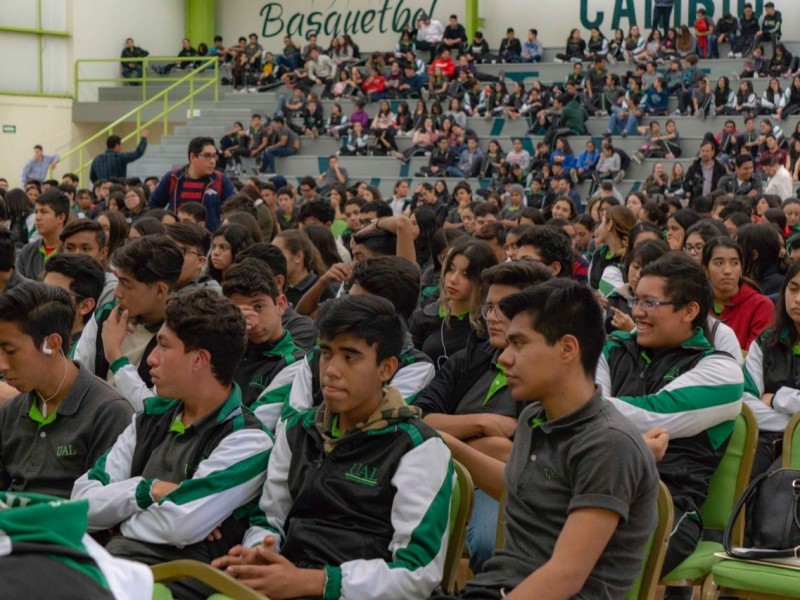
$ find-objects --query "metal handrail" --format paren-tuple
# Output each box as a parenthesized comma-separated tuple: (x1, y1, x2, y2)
(62, 57, 219, 181)
(74, 55, 220, 103)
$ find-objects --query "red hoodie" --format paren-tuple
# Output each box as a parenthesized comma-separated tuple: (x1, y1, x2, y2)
(429, 56, 456, 79)
(715, 283, 774, 350)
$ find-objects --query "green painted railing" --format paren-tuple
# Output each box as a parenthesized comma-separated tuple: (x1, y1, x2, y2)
(74, 55, 219, 103)
(62, 57, 219, 181)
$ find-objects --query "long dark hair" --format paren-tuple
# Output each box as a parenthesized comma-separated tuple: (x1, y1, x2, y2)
(4, 188, 32, 222)
(98, 210, 130, 259)
(767, 259, 800, 347)
(302, 224, 341, 270)
(737, 223, 784, 285)
(412, 206, 438, 268)
(439, 238, 499, 331)
(208, 223, 256, 282)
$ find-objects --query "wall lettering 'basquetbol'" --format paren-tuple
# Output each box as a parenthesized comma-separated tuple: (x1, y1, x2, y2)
(258, 0, 442, 39)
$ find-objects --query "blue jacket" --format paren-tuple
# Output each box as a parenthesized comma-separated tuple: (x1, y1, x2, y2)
(577, 149, 600, 170)
(148, 166, 235, 231)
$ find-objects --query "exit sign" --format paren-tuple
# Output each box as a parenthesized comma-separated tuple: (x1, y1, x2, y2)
(2, 125, 15, 134)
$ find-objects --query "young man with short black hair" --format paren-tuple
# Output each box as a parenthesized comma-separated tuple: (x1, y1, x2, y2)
(596, 252, 744, 589)
(213, 295, 453, 600)
(235, 243, 316, 352)
(44, 253, 107, 351)
(148, 136, 236, 232)
(275, 186, 300, 230)
(72, 290, 272, 599)
(74, 235, 184, 410)
(435, 279, 660, 599)
(177, 201, 207, 228)
(16, 187, 70, 281)
(59, 218, 117, 307)
(515, 226, 575, 278)
(290, 256, 435, 416)
(0, 281, 132, 498)
(222, 258, 306, 428)
(166, 222, 219, 295)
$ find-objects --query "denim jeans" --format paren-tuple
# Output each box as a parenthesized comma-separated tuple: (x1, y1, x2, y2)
(261, 146, 296, 173)
(608, 111, 638, 135)
(445, 166, 467, 178)
(466, 488, 499, 574)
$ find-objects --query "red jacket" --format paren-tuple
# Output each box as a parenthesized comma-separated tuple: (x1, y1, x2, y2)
(362, 75, 385, 94)
(429, 57, 455, 79)
(716, 283, 774, 350)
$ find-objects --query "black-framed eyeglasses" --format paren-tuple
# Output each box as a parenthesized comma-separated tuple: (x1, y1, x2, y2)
(627, 297, 686, 310)
(197, 152, 218, 160)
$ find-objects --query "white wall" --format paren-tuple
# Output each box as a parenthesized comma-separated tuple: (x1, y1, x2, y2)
(216, 0, 800, 50)
(70, 0, 186, 101)
(0, 0, 185, 180)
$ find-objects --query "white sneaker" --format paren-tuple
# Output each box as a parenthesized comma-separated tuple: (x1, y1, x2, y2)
(728, 51, 735, 58)
(247, 87, 257, 93)
(632, 151, 643, 164)
(553, 57, 564, 63)
(735, 52, 743, 59)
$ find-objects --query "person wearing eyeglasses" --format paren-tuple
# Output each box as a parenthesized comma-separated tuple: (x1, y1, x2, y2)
(596, 252, 744, 598)
(165, 222, 222, 297)
(414, 261, 553, 574)
(148, 136, 236, 233)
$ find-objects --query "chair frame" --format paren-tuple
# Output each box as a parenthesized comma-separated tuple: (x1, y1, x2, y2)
(441, 460, 474, 594)
(781, 411, 800, 468)
(629, 481, 675, 600)
(150, 559, 265, 600)
(659, 404, 759, 588)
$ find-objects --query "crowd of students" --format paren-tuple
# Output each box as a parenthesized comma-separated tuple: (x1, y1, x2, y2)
(1, 5, 800, 600)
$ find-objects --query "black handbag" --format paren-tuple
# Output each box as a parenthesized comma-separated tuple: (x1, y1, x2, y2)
(723, 468, 800, 559)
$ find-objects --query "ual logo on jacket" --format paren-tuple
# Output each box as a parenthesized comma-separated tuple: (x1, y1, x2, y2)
(345, 462, 379, 487)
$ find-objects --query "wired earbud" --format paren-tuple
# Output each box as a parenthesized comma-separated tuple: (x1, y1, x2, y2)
(41, 341, 53, 356)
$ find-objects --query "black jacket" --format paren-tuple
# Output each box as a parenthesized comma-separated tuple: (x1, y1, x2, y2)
(683, 157, 726, 199)
(604, 331, 731, 515)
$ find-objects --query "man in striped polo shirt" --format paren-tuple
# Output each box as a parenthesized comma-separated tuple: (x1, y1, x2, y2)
(148, 136, 236, 231)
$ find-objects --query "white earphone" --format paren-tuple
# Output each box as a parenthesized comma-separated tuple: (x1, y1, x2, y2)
(41, 341, 53, 356)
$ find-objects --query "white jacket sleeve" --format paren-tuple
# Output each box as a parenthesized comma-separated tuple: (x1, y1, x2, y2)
(73, 316, 98, 373)
(110, 362, 150, 412)
(331, 437, 453, 600)
(71, 415, 145, 531)
(709, 318, 744, 365)
(120, 428, 271, 547)
(742, 339, 791, 432)
(243, 423, 295, 550)
(252, 359, 307, 433)
(601, 352, 744, 439)
(390, 362, 436, 403)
